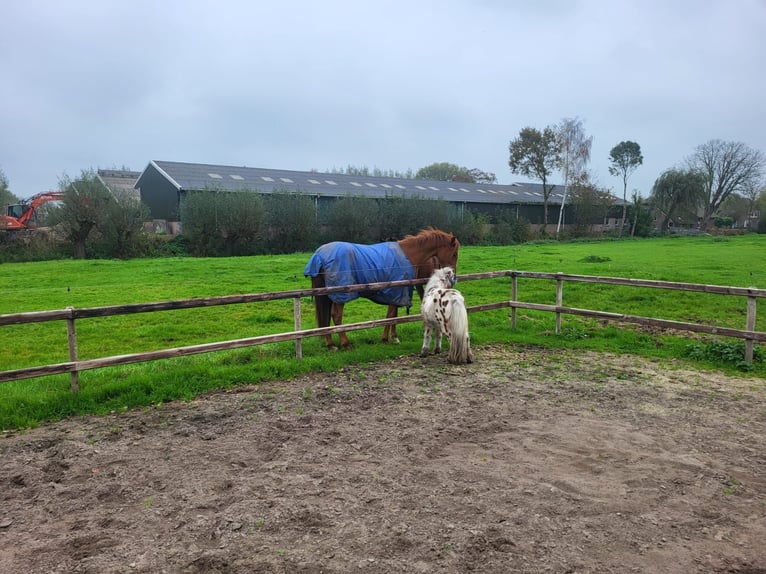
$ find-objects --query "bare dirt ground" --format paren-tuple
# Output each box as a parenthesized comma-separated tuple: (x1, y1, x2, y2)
(1, 345, 765, 574)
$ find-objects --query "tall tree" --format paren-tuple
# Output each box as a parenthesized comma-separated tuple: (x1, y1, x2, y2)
(555, 117, 593, 236)
(608, 140, 643, 236)
(508, 126, 561, 232)
(650, 169, 706, 232)
(687, 139, 764, 229)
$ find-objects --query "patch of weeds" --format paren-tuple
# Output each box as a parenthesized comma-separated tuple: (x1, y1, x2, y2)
(723, 478, 741, 495)
(579, 255, 612, 263)
(684, 339, 763, 371)
(560, 326, 588, 341)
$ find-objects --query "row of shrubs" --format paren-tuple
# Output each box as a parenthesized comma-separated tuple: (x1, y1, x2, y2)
(1, 191, 655, 262)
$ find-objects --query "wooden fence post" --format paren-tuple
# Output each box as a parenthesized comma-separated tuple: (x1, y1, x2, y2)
(510, 272, 518, 329)
(294, 297, 302, 361)
(745, 294, 756, 363)
(65, 306, 79, 393)
(555, 273, 563, 335)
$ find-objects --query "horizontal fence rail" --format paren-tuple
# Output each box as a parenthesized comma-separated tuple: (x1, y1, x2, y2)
(1, 271, 764, 390)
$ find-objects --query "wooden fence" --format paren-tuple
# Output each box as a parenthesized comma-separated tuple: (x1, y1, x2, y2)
(1, 271, 764, 392)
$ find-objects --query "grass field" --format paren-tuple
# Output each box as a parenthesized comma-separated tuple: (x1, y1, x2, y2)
(1, 234, 764, 430)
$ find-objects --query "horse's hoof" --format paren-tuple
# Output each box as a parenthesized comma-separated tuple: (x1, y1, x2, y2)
(420, 350, 430, 357)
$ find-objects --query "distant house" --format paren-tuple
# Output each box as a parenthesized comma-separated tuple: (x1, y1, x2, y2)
(134, 160, 624, 234)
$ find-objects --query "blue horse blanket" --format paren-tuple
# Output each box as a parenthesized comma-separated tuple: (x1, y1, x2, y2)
(304, 241, 415, 307)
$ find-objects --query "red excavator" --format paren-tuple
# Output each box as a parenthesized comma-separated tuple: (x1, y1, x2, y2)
(1, 191, 64, 231)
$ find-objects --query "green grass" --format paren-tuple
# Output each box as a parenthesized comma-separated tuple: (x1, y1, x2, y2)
(1, 235, 764, 430)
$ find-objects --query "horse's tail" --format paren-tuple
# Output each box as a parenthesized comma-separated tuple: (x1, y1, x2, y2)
(447, 295, 473, 365)
(311, 274, 332, 328)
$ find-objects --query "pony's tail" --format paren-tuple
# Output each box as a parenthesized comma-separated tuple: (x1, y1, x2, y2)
(312, 275, 332, 328)
(447, 298, 473, 365)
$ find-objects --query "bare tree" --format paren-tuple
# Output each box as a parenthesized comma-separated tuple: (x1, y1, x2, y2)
(555, 117, 593, 236)
(608, 141, 643, 236)
(687, 139, 764, 229)
(509, 126, 561, 233)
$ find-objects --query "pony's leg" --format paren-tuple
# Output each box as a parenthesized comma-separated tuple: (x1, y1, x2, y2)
(420, 323, 432, 356)
(382, 305, 400, 344)
(331, 303, 352, 350)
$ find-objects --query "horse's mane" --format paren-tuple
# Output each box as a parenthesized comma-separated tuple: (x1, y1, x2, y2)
(400, 227, 457, 249)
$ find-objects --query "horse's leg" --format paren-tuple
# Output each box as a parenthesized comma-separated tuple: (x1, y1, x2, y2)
(332, 302, 352, 350)
(382, 305, 400, 344)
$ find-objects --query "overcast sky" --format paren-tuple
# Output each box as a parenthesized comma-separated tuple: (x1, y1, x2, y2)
(2, 0, 765, 199)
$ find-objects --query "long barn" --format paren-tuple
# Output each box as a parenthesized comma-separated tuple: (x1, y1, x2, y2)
(134, 160, 624, 232)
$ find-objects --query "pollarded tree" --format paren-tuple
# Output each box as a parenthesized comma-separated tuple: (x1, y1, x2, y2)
(650, 169, 706, 232)
(509, 126, 561, 232)
(265, 192, 319, 253)
(687, 139, 764, 229)
(327, 196, 378, 243)
(97, 189, 151, 259)
(49, 170, 114, 259)
(608, 141, 643, 236)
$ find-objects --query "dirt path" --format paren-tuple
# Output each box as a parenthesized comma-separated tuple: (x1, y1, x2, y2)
(1, 346, 765, 573)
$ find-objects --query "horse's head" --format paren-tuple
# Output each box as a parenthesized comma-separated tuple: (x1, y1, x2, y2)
(399, 228, 460, 296)
(433, 232, 460, 273)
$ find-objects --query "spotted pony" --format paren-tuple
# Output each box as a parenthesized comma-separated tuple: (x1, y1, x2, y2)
(419, 267, 474, 364)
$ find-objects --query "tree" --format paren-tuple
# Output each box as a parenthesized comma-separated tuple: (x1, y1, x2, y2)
(738, 178, 765, 229)
(555, 117, 593, 236)
(650, 169, 706, 232)
(687, 139, 765, 229)
(216, 192, 266, 255)
(509, 126, 561, 232)
(466, 168, 497, 184)
(180, 190, 225, 256)
(327, 165, 415, 179)
(97, 189, 151, 258)
(627, 191, 653, 237)
(416, 162, 472, 182)
(327, 196, 378, 243)
(265, 192, 319, 253)
(414, 163, 497, 184)
(49, 170, 113, 258)
(0, 168, 19, 208)
(608, 141, 644, 236)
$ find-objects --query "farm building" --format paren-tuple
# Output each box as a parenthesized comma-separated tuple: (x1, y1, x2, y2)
(97, 169, 142, 200)
(134, 160, 625, 233)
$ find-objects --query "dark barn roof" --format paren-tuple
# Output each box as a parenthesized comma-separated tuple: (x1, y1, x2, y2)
(138, 160, 579, 206)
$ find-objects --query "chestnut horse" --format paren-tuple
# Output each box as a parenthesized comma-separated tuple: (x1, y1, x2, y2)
(304, 228, 460, 349)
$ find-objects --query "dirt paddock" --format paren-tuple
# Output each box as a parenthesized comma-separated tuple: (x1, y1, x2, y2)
(1, 345, 765, 573)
